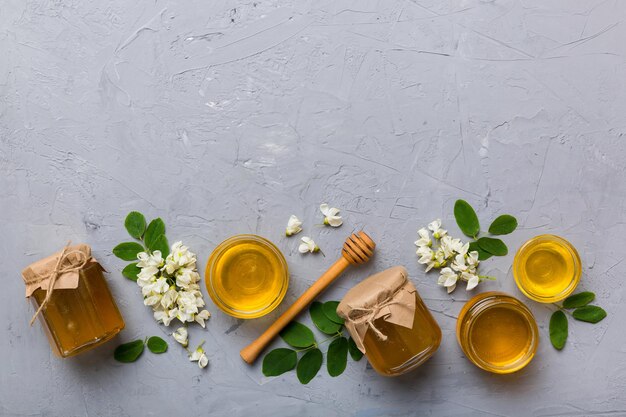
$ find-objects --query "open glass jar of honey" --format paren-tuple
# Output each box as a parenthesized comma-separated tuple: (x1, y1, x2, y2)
(206, 234, 289, 319)
(22, 244, 125, 358)
(337, 266, 441, 376)
(457, 291, 538, 374)
(513, 234, 581, 303)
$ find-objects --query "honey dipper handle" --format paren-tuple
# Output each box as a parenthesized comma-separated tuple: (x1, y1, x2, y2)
(240, 257, 351, 364)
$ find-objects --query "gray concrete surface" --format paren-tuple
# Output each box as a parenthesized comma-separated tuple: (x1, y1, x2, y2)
(2, 1, 626, 416)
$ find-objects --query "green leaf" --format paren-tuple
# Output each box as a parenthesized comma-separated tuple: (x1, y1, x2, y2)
(114, 340, 145, 363)
(573, 306, 607, 323)
(454, 199, 480, 238)
(322, 301, 344, 325)
(563, 292, 596, 309)
(549, 310, 568, 350)
(488, 214, 518, 235)
(280, 322, 316, 348)
(477, 237, 508, 256)
(112, 242, 145, 261)
(122, 263, 141, 281)
(310, 302, 342, 335)
(151, 234, 170, 258)
(296, 348, 323, 384)
(124, 211, 146, 239)
(262, 348, 297, 377)
(146, 336, 168, 354)
(327, 337, 348, 377)
(145, 218, 166, 250)
(348, 337, 363, 361)
(468, 241, 493, 261)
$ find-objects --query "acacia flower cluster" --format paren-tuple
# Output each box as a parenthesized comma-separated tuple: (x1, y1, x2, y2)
(415, 220, 486, 293)
(136, 241, 211, 327)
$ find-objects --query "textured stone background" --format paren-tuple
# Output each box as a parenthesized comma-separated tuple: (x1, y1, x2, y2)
(2, 1, 626, 416)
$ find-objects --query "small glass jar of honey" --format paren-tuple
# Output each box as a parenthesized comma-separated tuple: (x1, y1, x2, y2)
(22, 244, 125, 358)
(337, 266, 442, 376)
(206, 234, 289, 319)
(513, 234, 581, 303)
(457, 292, 538, 374)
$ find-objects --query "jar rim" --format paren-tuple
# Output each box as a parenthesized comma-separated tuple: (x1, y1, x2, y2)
(513, 234, 581, 303)
(205, 234, 289, 319)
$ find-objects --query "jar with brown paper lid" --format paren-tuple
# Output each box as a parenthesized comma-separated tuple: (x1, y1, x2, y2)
(22, 244, 125, 358)
(337, 266, 442, 376)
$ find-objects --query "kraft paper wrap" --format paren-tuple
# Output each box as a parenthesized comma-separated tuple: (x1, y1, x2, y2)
(21, 243, 98, 297)
(337, 266, 416, 353)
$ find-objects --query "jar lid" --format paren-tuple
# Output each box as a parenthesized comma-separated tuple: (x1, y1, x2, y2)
(337, 266, 416, 353)
(21, 243, 99, 297)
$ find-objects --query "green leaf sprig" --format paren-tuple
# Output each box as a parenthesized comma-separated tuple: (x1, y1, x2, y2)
(262, 300, 361, 384)
(113, 211, 168, 281)
(549, 291, 608, 350)
(454, 200, 518, 260)
(114, 336, 168, 363)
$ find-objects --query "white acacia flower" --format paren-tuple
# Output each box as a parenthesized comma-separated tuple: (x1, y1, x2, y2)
(464, 272, 480, 290)
(428, 219, 447, 239)
(285, 215, 303, 236)
(439, 267, 459, 289)
(137, 251, 164, 268)
(190, 345, 208, 369)
(160, 287, 178, 309)
(144, 294, 161, 307)
(175, 268, 199, 290)
(467, 251, 479, 270)
(299, 236, 320, 254)
(164, 241, 196, 274)
(172, 327, 188, 347)
(320, 203, 343, 227)
(414, 228, 431, 247)
(440, 235, 462, 259)
(195, 310, 211, 328)
(416, 246, 434, 265)
(451, 253, 468, 273)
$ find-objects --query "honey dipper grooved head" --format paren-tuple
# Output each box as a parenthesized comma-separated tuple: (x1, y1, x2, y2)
(342, 231, 375, 265)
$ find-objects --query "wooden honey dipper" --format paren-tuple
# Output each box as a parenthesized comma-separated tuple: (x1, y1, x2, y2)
(240, 231, 376, 364)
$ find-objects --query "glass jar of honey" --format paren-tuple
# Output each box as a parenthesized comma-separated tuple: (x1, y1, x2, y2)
(206, 234, 289, 319)
(337, 266, 442, 376)
(513, 234, 581, 303)
(457, 292, 538, 374)
(22, 244, 125, 358)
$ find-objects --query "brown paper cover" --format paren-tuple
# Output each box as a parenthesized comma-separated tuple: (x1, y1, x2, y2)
(21, 244, 99, 297)
(337, 266, 416, 353)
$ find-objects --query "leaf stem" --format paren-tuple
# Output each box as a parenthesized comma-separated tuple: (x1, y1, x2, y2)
(296, 332, 344, 353)
(553, 303, 574, 317)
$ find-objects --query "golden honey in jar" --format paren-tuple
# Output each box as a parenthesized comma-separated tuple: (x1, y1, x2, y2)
(206, 234, 289, 319)
(22, 244, 125, 358)
(457, 292, 538, 374)
(337, 266, 441, 376)
(513, 234, 581, 303)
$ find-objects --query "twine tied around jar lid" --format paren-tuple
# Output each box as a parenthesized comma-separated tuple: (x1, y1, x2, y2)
(21, 242, 93, 325)
(337, 266, 417, 353)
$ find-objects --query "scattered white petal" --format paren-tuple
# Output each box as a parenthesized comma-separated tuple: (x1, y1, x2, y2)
(320, 203, 343, 227)
(299, 236, 319, 254)
(285, 215, 303, 236)
(172, 327, 188, 347)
